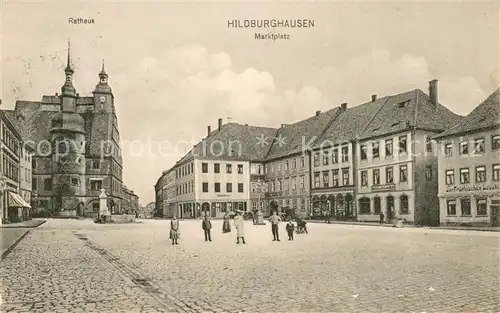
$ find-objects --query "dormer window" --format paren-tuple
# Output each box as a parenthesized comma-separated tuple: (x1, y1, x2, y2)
(397, 100, 410, 108)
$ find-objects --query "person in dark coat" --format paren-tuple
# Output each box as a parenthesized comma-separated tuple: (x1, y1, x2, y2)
(286, 220, 295, 241)
(379, 211, 385, 225)
(170, 216, 180, 245)
(222, 212, 231, 233)
(202, 215, 212, 242)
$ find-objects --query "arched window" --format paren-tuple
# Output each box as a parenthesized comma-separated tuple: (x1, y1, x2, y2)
(359, 197, 371, 214)
(400, 195, 409, 214)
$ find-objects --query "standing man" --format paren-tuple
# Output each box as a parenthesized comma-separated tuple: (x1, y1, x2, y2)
(269, 211, 282, 241)
(202, 215, 212, 242)
(170, 216, 180, 245)
(379, 211, 385, 225)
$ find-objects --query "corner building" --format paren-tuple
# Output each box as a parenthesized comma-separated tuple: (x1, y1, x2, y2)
(5, 44, 126, 217)
(434, 88, 500, 226)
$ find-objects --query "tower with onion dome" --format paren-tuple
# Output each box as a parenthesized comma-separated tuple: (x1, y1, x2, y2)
(49, 41, 87, 215)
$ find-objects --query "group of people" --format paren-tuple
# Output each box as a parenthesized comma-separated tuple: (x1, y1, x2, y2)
(168, 211, 307, 245)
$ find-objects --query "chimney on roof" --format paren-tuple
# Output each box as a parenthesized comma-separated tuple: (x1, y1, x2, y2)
(340, 103, 347, 112)
(429, 79, 438, 106)
(281, 123, 287, 128)
(371, 94, 377, 102)
(55, 92, 58, 96)
(315, 110, 321, 116)
(218, 118, 222, 131)
(207, 126, 211, 137)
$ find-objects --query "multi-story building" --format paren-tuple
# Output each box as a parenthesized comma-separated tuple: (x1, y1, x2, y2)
(263, 109, 339, 218)
(310, 99, 386, 220)
(122, 185, 140, 214)
(19, 141, 36, 220)
(154, 170, 167, 216)
(355, 80, 461, 225)
(0, 110, 32, 223)
(434, 88, 500, 227)
(154, 168, 177, 218)
(5, 43, 131, 217)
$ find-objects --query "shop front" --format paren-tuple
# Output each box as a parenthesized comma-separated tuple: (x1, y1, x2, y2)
(311, 187, 356, 221)
(6, 191, 31, 223)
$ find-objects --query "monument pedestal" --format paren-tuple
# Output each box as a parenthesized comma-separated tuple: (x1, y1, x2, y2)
(255, 210, 266, 225)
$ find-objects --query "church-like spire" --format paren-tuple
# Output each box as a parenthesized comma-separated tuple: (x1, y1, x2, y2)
(99, 59, 107, 77)
(61, 40, 76, 97)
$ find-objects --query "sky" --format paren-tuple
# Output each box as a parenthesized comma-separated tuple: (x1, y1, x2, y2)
(1, 1, 499, 205)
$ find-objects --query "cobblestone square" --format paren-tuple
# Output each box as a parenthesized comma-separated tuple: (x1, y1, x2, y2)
(1, 219, 499, 313)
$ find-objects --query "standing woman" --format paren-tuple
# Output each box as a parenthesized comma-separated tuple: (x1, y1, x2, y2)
(222, 211, 231, 233)
(170, 216, 180, 245)
(233, 211, 246, 244)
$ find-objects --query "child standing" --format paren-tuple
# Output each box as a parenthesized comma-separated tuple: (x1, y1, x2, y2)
(286, 220, 295, 241)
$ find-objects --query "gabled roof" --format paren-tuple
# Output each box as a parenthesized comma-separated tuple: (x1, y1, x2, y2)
(265, 108, 340, 160)
(176, 123, 278, 164)
(314, 97, 389, 148)
(358, 89, 461, 140)
(434, 88, 500, 139)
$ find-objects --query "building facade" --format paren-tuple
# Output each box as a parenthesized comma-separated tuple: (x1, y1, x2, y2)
(5, 43, 132, 217)
(19, 142, 35, 220)
(435, 89, 500, 226)
(122, 185, 139, 214)
(355, 82, 460, 225)
(0, 110, 31, 223)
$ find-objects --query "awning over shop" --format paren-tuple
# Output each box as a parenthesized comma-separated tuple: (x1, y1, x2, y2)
(8, 192, 31, 208)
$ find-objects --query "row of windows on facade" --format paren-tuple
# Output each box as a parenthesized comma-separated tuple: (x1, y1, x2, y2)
(444, 135, 500, 157)
(201, 163, 245, 174)
(2, 156, 19, 183)
(177, 181, 194, 195)
(359, 165, 417, 187)
(446, 198, 488, 216)
(268, 156, 306, 174)
(21, 167, 31, 184)
(313, 146, 350, 167)
(201, 182, 244, 193)
(445, 165, 500, 185)
(358, 195, 409, 215)
(32, 178, 103, 191)
(176, 162, 194, 179)
(252, 198, 308, 211)
(359, 135, 413, 161)
(32, 159, 104, 170)
(2, 127, 20, 156)
(268, 175, 306, 192)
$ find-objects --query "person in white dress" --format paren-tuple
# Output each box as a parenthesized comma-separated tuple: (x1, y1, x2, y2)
(233, 211, 246, 244)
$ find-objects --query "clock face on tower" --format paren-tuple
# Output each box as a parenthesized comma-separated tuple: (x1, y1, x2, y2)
(99, 96, 106, 103)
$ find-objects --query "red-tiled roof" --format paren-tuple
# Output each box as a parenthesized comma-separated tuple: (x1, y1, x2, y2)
(434, 88, 500, 139)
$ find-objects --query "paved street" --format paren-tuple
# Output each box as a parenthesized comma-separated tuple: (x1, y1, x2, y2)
(1, 219, 499, 313)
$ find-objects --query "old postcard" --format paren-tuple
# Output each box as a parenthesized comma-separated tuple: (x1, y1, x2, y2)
(0, 1, 499, 312)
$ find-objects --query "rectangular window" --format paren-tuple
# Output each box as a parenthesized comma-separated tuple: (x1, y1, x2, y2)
(342, 168, 349, 186)
(313, 153, 320, 167)
(426, 136, 433, 153)
(32, 158, 37, 169)
(202, 163, 208, 173)
(300, 176, 305, 189)
(492, 135, 500, 150)
(493, 164, 500, 181)
(459, 141, 469, 155)
(300, 157, 305, 168)
(238, 183, 244, 193)
(332, 170, 339, 187)
(292, 158, 296, 169)
(386, 167, 394, 184)
(92, 160, 100, 169)
(361, 171, 368, 187)
(215, 183, 221, 192)
(477, 199, 487, 215)
(445, 143, 453, 157)
(399, 165, 408, 183)
(460, 168, 470, 184)
(385, 139, 393, 157)
(43, 178, 52, 190)
(400, 196, 409, 214)
(322, 171, 329, 187)
(446, 200, 456, 215)
(284, 161, 289, 172)
(425, 165, 433, 181)
(90, 179, 102, 191)
(314, 172, 320, 188)
(237, 164, 243, 174)
(373, 169, 380, 185)
(32, 178, 37, 190)
(461, 198, 471, 216)
(226, 164, 232, 173)
(331, 149, 338, 164)
(360, 144, 367, 160)
(341, 146, 349, 163)
(322, 151, 329, 165)
(475, 166, 486, 183)
(445, 170, 454, 185)
(226, 183, 232, 193)
(473, 138, 485, 154)
(372, 142, 380, 159)
(214, 163, 220, 173)
(71, 178, 79, 186)
(291, 177, 296, 190)
(398, 136, 407, 154)
(202, 182, 209, 192)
